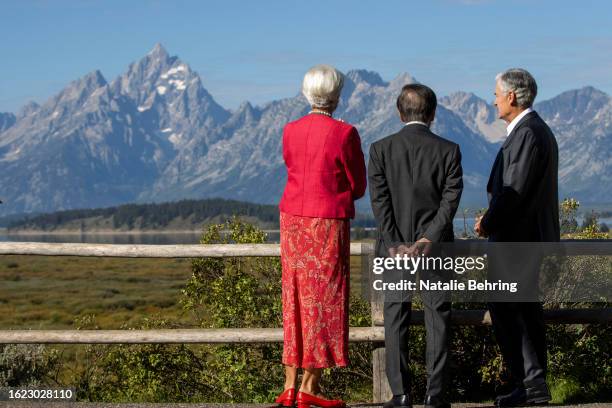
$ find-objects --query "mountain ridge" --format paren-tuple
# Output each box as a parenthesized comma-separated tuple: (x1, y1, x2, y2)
(1, 44, 610, 216)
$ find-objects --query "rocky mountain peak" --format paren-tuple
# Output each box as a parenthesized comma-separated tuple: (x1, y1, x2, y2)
(236, 101, 258, 119)
(441, 91, 482, 107)
(537, 86, 610, 125)
(49, 70, 108, 109)
(113, 43, 185, 100)
(440, 92, 494, 117)
(149, 42, 169, 59)
(346, 69, 386, 87)
(16, 101, 40, 119)
(80, 70, 107, 89)
(388, 72, 417, 91)
(112, 46, 202, 116)
(0, 112, 16, 132)
(555, 86, 608, 109)
(440, 91, 505, 143)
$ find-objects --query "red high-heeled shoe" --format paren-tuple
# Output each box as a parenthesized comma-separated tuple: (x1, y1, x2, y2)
(275, 388, 296, 407)
(296, 391, 346, 408)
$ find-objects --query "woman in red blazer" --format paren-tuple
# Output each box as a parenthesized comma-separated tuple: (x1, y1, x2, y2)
(275, 65, 367, 408)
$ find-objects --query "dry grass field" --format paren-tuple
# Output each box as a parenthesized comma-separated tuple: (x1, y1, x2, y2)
(0, 255, 193, 329)
(0, 254, 366, 330)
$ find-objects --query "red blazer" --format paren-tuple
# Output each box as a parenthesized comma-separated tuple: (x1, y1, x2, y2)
(279, 114, 367, 219)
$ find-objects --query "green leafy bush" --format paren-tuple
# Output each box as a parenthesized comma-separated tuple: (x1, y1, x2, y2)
(0, 344, 59, 387)
(547, 323, 611, 402)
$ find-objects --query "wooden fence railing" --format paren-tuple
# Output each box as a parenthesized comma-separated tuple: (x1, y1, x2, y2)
(1, 241, 610, 402)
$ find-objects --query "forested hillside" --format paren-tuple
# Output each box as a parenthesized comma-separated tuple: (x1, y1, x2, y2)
(4, 198, 279, 232)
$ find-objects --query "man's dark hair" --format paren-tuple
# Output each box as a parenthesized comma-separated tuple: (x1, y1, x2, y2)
(396, 84, 437, 123)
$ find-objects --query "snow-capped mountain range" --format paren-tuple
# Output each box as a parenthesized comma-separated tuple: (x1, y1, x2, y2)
(1, 44, 610, 216)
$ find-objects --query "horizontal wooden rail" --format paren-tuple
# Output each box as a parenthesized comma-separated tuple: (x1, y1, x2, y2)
(371, 308, 612, 326)
(0, 327, 383, 344)
(1, 241, 610, 258)
(1, 309, 609, 344)
(0, 242, 373, 257)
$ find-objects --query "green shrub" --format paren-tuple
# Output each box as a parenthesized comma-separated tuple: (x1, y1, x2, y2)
(86, 322, 215, 402)
(547, 323, 612, 402)
(0, 344, 59, 387)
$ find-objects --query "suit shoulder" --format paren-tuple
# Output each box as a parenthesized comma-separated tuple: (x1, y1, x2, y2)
(436, 135, 460, 150)
(517, 113, 552, 134)
(428, 130, 460, 152)
(512, 122, 541, 143)
(517, 117, 541, 134)
(371, 131, 402, 149)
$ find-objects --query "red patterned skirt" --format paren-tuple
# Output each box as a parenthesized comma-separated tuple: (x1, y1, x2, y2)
(280, 211, 350, 368)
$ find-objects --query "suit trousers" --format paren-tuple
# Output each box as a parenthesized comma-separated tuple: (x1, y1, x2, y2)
(486, 245, 547, 386)
(488, 302, 547, 387)
(383, 268, 451, 397)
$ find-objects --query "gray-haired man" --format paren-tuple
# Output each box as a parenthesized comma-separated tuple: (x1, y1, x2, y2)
(475, 68, 560, 407)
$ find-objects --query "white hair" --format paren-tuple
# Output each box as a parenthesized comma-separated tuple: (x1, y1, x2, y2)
(496, 68, 538, 108)
(302, 64, 344, 109)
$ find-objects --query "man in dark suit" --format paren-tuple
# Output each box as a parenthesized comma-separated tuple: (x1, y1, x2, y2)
(475, 68, 560, 407)
(369, 84, 463, 408)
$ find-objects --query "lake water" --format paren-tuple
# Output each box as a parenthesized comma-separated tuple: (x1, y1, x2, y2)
(0, 217, 608, 245)
(0, 231, 206, 245)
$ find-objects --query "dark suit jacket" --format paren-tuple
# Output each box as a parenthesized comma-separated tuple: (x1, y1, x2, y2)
(481, 111, 560, 242)
(368, 123, 463, 256)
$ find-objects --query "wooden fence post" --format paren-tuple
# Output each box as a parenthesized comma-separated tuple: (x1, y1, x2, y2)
(372, 301, 392, 403)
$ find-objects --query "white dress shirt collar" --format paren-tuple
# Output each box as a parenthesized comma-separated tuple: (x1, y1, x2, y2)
(404, 120, 429, 128)
(506, 107, 534, 136)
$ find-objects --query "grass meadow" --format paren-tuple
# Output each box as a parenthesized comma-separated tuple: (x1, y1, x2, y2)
(0, 254, 366, 330)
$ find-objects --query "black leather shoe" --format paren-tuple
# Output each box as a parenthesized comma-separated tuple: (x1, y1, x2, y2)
(424, 394, 450, 408)
(495, 382, 551, 407)
(525, 381, 551, 405)
(495, 387, 526, 407)
(383, 394, 412, 408)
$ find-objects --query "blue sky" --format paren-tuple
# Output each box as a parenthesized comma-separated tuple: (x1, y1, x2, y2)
(1, 0, 611, 112)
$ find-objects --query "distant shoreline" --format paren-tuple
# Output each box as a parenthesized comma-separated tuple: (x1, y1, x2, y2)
(0, 228, 283, 235)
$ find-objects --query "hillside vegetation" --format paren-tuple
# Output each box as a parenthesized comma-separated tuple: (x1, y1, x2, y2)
(4, 198, 279, 232)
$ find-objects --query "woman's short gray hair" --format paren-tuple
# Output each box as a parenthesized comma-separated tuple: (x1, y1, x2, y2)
(302, 64, 344, 109)
(496, 68, 538, 108)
